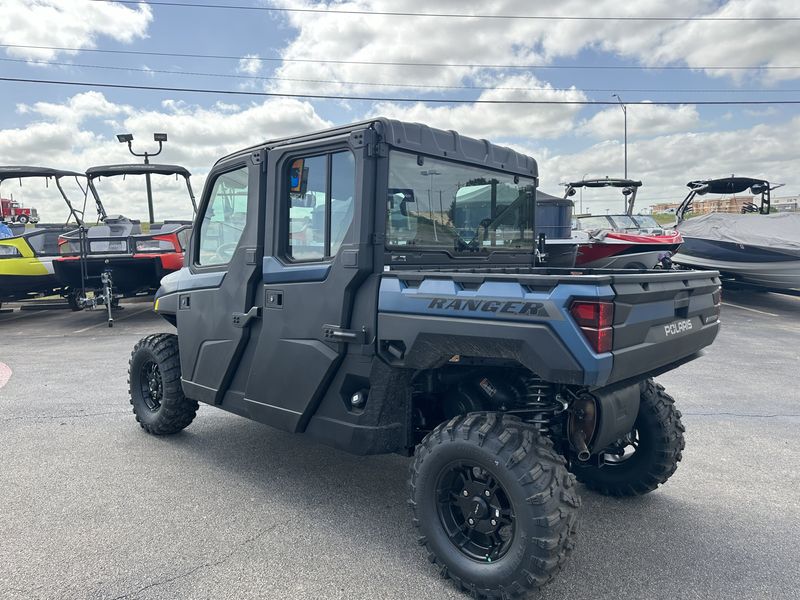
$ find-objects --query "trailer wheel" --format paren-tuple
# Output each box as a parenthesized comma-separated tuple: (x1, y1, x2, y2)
(66, 289, 84, 312)
(128, 333, 198, 435)
(410, 413, 580, 598)
(571, 378, 685, 496)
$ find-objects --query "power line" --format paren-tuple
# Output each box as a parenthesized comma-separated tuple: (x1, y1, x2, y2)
(3, 43, 800, 71)
(94, 0, 800, 22)
(3, 76, 800, 105)
(4, 57, 797, 94)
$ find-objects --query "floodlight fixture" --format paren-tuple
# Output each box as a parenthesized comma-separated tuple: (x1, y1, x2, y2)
(116, 133, 134, 143)
(154, 133, 168, 142)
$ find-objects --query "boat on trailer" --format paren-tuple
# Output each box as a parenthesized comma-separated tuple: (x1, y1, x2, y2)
(0, 166, 86, 305)
(565, 178, 682, 269)
(53, 163, 196, 324)
(672, 177, 800, 292)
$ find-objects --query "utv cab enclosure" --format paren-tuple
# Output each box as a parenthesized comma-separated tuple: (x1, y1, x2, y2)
(130, 119, 720, 599)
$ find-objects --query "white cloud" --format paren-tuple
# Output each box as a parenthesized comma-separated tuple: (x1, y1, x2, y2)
(540, 117, 800, 211)
(237, 54, 263, 75)
(18, 91, 132, 125)
(0, 0, 152, 61)
(268, 1, 800, 94)
(583, 103, 700, 139)
(371, 74, 586, 139)
(0, 93, 331, 221)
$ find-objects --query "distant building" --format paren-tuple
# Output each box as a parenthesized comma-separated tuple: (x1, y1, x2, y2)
(772, 196, 799, 212)
(692, 196, 752, 214)
(652, 194, 798, 215)
(651, 202, 679, 214)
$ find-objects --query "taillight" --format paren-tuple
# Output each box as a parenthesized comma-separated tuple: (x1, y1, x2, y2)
(570, 300, 614, 353)
(706, 287, 722, 323)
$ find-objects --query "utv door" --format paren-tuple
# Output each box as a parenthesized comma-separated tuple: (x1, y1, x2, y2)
(177, 152, 265, 405)
(240, 136, 374, 432)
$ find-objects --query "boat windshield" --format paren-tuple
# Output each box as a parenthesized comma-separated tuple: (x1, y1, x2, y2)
(632, 215, 661, 229)
(576, 216, 613, 230)
(608, 215, 638, 230)
(386, 152, 536, 252)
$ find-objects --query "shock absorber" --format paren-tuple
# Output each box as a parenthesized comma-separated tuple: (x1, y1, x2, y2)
(515, 375, 568, 434)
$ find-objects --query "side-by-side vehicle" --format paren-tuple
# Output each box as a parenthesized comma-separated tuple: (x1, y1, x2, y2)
(128, 119, 720, 598)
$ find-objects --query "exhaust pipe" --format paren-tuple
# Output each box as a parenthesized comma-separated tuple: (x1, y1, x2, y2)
(572, 430, 591, 462)
(568, 394, 597, 462)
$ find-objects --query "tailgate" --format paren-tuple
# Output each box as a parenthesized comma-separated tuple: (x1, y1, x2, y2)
(607, 271, 721, 384)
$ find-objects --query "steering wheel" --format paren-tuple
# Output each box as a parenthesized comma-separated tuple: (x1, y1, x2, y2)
(214, 242, 239, 263)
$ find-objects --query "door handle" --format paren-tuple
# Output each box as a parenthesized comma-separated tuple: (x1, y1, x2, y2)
(322, 324, 367, 343)
(232, 306, 261, 328)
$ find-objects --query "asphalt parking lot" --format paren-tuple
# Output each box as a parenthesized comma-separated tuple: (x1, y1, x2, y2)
(1, 290, 799, 600)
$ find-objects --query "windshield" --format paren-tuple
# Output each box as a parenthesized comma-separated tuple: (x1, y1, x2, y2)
(609, 215, 638, 229)
(386, 152, 536, 252)
(576, 216, 613, 230)
(90, 174, 193, 223)
(632, 215, 660, 229)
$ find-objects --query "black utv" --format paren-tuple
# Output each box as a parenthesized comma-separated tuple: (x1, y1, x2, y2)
(129, 119, 720, 598)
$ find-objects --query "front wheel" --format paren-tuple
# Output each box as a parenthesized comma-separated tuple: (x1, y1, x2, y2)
(17, 215, 29, 225)
(571, 378, 685, 496)
(409, 413, 580, 599)
(128, 333, 198, 435)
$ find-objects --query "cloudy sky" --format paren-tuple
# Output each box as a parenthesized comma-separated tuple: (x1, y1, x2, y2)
(0, 0, 799, 220)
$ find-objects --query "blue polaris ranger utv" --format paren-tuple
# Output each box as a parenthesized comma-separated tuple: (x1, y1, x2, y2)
(129, 119, 720, 598)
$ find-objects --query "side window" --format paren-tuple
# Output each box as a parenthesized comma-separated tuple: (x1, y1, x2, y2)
(330, 151, 355, 256)
(197, 166, 249, 266)
(287, 150, 355, 261)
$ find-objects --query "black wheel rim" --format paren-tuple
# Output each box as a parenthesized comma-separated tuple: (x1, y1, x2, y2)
(139, 360, 163, 411)
(602, 429, 640, 464)
(435, 461, 515, 562)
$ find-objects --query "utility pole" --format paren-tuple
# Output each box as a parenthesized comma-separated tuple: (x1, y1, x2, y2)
(612, 94, 627, 179)
(116, 132, 167, 224)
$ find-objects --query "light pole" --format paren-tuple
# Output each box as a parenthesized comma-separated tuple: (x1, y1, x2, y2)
(421, 169, 441, 239)
(612, 94, 627, 179)
(116, 132, 168, 224)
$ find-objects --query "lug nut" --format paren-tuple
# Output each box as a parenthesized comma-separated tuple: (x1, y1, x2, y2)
(484, 490, 491, 497)
(463, 490, 469, 497)
(491, 519, 497, 526)
(468, 518, 475, 526)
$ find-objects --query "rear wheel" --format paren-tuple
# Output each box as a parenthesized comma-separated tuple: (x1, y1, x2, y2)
(571, 379, 685, 496)
(410, 413, 580, 598)
(128, 333, 198, 435)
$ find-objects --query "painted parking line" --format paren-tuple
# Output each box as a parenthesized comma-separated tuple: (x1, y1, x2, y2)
(721, 302, 779, 317)
(0, 362, 11, 390)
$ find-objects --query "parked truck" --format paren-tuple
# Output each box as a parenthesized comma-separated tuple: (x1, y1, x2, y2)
(128, 119, 721, 598)
(0, 196, 39, 224)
